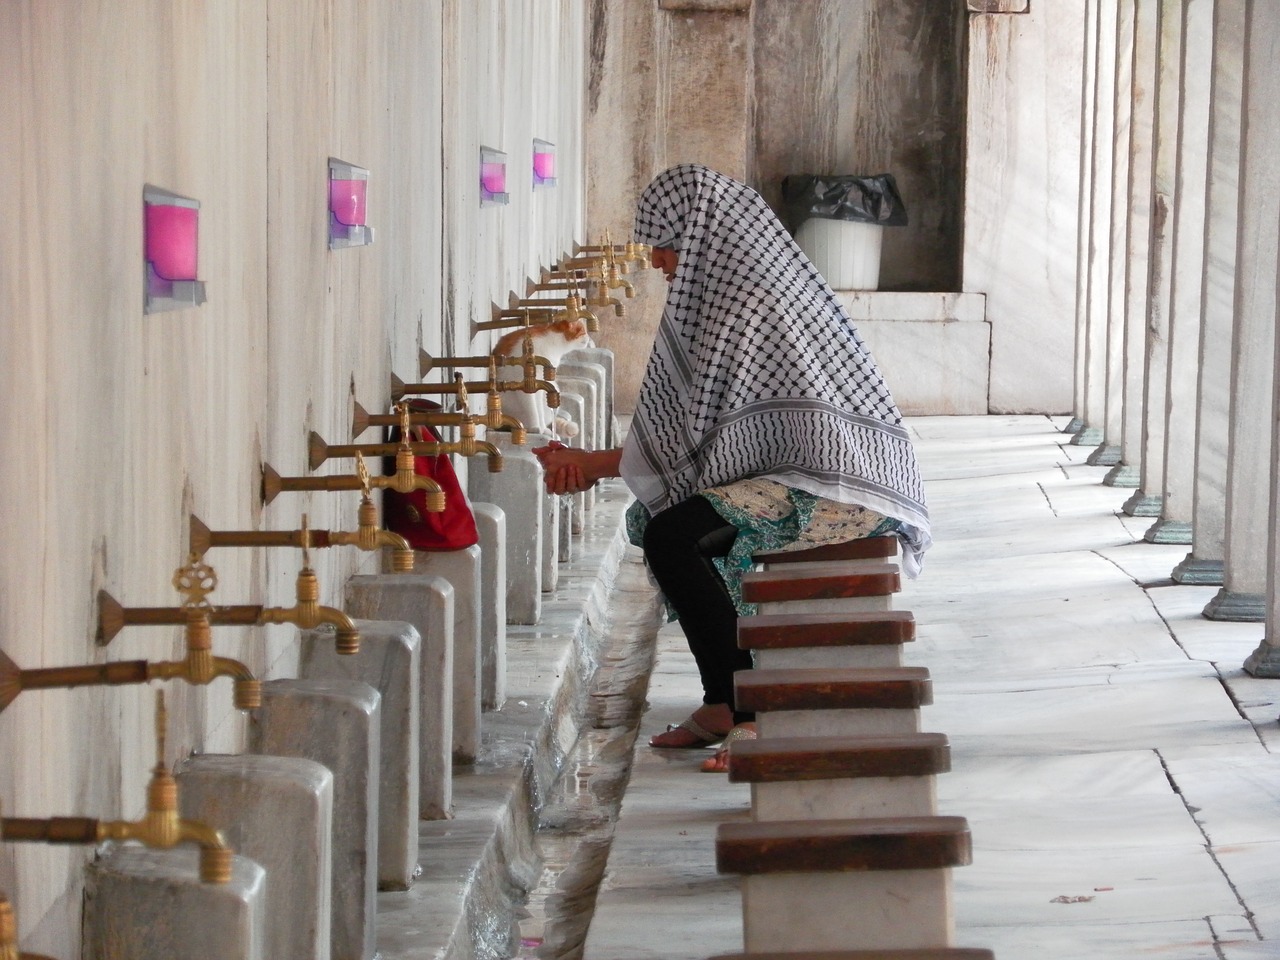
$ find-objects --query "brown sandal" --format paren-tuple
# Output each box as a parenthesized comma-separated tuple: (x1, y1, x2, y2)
(649, 716, 727, 749)
(700, 723, 757, 773)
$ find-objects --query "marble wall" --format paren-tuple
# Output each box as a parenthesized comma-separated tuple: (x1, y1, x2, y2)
(588, 1, 1083, 416)
(0, 2, 585, 954)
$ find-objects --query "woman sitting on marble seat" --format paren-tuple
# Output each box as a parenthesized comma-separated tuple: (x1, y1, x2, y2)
(534, 163, 931, 772)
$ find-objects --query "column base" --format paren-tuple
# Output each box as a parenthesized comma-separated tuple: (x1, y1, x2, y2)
(1122, 491, 1163, 517)
(1069, 425, 1105, 446)
(1244, 640, 1280, 678)
(1203, 589, 1266, 622)
(1102, 463, 1140, 488)
(1062, 417, 1085, 434)
(1085, 444, 1121, 466)
(1144, 519, 1193, 545)
(1171, 555, 1224, 585)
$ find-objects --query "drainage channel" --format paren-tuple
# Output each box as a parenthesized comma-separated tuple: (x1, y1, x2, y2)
(516, 556, 663, 960)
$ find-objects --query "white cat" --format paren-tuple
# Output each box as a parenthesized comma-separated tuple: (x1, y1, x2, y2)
(492, 318, 590, 440)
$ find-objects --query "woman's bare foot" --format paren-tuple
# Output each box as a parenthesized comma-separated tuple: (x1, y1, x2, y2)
(649, 703, 734, 748)
(700, 723, 757, 773)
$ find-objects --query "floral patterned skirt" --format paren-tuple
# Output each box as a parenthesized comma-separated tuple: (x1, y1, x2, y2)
(626, 478, 902, 617)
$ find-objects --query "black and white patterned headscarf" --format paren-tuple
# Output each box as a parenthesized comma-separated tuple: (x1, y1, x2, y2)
(620, 163, 931, 575)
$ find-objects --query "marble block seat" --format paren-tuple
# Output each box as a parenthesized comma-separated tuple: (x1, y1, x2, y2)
(752, 534, 899, 569)
(742, 563, 900, 615)
(717, 817, 973, 952)
(736, 666, 932, 738)
(739, 609, 915, 670)
(708, 951, 994, 960)
(729, 733, 949, 820)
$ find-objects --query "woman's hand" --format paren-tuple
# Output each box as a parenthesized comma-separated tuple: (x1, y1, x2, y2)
(532, 443, 595, 495)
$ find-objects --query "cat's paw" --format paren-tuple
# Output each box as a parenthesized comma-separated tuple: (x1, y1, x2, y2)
(552, 416, 580, 439)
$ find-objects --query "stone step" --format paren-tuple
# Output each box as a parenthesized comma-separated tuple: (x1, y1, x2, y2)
(739, 610, 915, 669)
(743, 563, 900, 615)
(718, 817, 972, 953)
(736, 666, 932, 738)
(732, 732, 949, 820)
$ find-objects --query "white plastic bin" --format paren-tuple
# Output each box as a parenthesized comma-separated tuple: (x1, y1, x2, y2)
(795, 218, 884, 291)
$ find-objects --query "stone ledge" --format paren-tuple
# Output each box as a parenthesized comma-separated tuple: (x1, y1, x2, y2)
(835, 291, 986, 323)
(659, 0, 752, 11)
(375, 480, 638, 960)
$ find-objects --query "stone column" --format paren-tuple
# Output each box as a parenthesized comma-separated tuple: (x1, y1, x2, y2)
(1088, 1, 1133, 468)
(1071, 0, 1109, 446)
(1124, 1, 1181, 518)
(1207, 0, 1279, 623)
(1174, 0, 1245, 584)
(1144, 0, 1213, 545)
(1243, 177, 1280, 675)
(1107, 0, 1160, 489)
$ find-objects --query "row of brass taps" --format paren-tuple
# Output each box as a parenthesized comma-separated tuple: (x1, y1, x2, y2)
(1, 692, 232, 885)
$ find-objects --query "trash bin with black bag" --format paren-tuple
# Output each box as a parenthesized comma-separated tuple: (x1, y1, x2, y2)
(781, 173, 908, 291)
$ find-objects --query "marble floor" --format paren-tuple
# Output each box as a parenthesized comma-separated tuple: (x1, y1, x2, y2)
(583, 414, 1280, 960)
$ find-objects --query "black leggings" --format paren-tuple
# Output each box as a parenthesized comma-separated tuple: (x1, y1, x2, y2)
(641, 496, 755, 724)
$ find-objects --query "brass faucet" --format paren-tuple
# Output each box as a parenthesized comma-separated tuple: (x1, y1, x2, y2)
(260, 458, 446, 506)
(256, 531, 362, 655)
(189, 476, 414, 572)
(97, 551, 360, 655)
(2, 561, 260, 711)
(0, 891, 57, 959)
(603, 252, 636, 299)
(582, 264, 625, 317)
(408, 355, 533, 440)
(309, 427, 503, 475)
(509, 293, 601, 332)
(1, 692, 233, 884)
(419, 345, 556, 388)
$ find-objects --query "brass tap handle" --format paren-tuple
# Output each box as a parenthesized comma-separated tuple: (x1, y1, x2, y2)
(351, 401, 470, 438)
(398, 402, 412, 442)
(356, 453, 372, 496)
(299, 514, 312, 568)
(173, 555, 217, 609)
(154, 689, 167, 772)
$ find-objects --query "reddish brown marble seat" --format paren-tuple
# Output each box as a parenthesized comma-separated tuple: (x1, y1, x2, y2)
(727, 733, 951, 784)
(735, 667, 933, 714)
(741, 564, 900, 604)
(737, 610, 915, 651)
(752, 534, 899, 566)
(716, 816, 972, 875)
(708, 951, 994, 960)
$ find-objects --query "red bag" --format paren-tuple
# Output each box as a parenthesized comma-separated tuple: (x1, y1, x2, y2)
(381, 400, 479, 551)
